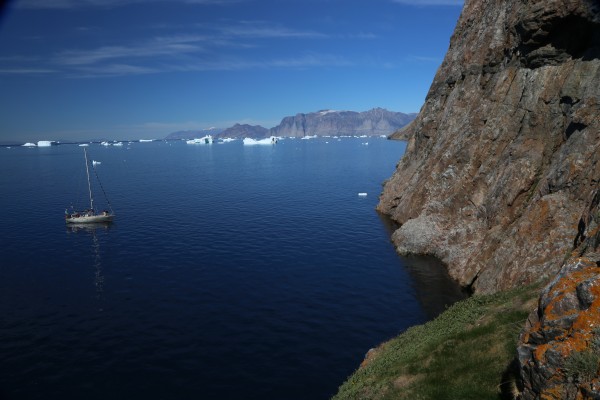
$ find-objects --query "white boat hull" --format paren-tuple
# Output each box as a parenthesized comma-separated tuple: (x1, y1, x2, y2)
(66, 214, 114, 224)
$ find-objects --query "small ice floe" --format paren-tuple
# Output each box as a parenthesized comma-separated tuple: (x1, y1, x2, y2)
(37, 140, 53, 147)
(78, 143, 89, 147)
(361, 142, 369, 146)
(139, 139, 153, 142)
(22, 142, 36, 147)
(358, 192, 368, 197)
(300, 135, 317, 140)
(221, 138, 236, 143)
(113, 142, 124, 146)
(101, 141, 111, 146)
(92, 160, 101, 166)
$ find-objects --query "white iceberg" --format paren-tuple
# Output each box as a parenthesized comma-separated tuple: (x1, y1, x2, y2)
(358, 192, 368, 197)
(243, 136, 279, 145)
(37, 140, 53, 147)
(113, 142, 124, 146)
(186, 135, 213, 145)
(92, 160, 101, 166)
(221, 138, 236, 143)
(139, 139, 153, 142)
(300, 135, 317, 140)
(22, 142, 36, 147)
(78, 143, 89, 147)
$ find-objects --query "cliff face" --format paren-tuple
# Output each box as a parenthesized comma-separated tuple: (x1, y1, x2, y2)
(516, 187, 600, 398)
(378, 0, 600, 294)
(269, 108, 415, 138)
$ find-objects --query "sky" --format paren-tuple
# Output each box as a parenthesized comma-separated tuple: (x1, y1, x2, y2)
(0, 0, 463, 143)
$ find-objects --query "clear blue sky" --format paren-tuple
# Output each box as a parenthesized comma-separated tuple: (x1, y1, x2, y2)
(0, 0, 463, 143)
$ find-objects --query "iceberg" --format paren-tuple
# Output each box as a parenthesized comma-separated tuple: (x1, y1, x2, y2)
(139, 139, 153, 142)
(92, 160, 101, 166)
(300, 135, 317, 140)
(22, 142, 36, 147)
(78, 143, 89, 147)
(113, 142, 124, 146)
(243, 136, 279, 145)
(186, 135, 213, 144)
(358, 192, 368, 197)
(37, 140, 53, 147)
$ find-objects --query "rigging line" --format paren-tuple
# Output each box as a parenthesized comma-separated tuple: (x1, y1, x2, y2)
(73, 161, 86, 210)
(92, 164, 114, 214)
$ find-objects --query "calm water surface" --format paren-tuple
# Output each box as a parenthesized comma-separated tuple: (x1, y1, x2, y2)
(0, 138, 464, 399)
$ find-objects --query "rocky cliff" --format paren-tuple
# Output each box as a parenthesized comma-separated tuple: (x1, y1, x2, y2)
(269, 108, 415, 138)
(516, 189, 600, 399)
(377, 0, 600, 294)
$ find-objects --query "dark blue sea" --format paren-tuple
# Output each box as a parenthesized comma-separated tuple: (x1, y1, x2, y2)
(0, 137, 465, 400)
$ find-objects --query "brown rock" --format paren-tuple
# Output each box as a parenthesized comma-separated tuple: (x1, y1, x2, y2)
(516, 161, 600, 398)
(517, 257, 600, 399)
(377, 0, 600, 293)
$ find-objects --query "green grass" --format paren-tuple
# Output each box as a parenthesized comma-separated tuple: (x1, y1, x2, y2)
(332, 284, 543, 400)
(564, 345, 600, 383)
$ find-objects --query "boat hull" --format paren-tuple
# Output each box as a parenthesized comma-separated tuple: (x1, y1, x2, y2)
(66, 214, 114, 224)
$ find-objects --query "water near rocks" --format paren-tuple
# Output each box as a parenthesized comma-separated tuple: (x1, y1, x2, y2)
(0, 138, 464, 399)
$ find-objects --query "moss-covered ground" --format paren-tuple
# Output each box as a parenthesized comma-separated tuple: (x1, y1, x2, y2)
(332, 283, 543, 400)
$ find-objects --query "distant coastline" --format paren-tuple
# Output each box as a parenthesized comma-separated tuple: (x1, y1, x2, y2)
(4, 108, 416, 147)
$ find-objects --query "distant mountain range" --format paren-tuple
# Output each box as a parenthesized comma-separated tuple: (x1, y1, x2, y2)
(218, 123, 269, 139)
(269, 108, 416, 138)
(164, 108, 417, 140)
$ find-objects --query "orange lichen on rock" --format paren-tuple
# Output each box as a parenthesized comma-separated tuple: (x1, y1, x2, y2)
(541, 384, 568, 400)
(518, 258, 600, 399)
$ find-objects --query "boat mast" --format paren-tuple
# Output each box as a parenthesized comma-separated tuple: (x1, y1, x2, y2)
(84, 148, 94, 211)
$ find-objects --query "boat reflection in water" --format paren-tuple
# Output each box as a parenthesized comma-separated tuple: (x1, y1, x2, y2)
(66, 222, 112, 302)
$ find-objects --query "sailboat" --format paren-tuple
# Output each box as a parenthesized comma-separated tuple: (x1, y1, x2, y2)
(65, 148, 115, 224)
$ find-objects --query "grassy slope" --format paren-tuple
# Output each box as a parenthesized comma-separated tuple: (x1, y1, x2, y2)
(332, 284, 543, 400)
